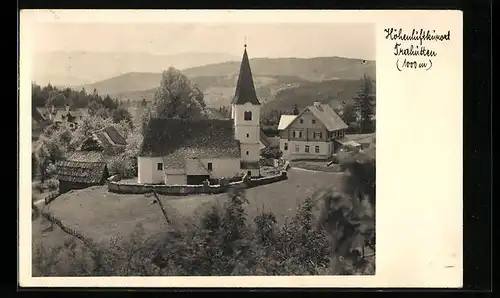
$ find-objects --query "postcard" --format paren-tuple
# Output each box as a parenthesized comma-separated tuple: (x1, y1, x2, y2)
(19, 9, 463, 288)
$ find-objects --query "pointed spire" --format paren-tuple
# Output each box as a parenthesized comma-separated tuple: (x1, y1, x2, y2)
(231, 44, 260, 105)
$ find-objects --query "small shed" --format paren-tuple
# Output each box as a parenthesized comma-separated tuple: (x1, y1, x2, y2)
(55, 151, 110, 193)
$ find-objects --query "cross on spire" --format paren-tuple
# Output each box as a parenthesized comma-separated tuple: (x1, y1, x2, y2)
(244, 36, 247, 48)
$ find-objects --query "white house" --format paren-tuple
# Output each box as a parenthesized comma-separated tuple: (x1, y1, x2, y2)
(278, 102, 348, 160)
(137, 45, 265, 185)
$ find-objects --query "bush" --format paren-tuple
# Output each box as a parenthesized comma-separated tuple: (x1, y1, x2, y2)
(108, 155, 136, 179)
(46, 179, 59, 192)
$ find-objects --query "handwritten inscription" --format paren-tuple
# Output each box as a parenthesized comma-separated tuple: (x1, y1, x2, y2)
(384, 28, 451, 71)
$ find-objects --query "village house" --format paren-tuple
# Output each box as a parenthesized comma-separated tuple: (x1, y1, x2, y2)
(137, 45, 267, 185)
(79, 125, 128, 156)
(55, 150, 110, 193)
(278, 102, 349, 160)
(53, 105, 88, 130)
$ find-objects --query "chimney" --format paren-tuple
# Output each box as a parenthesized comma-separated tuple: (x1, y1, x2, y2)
(313, 101, 322, 107)
(65, 104, 70, 112)
(51, 105, 55, 114)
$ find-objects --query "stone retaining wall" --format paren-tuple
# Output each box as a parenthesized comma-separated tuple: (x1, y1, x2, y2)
(107, 171, 288, 196)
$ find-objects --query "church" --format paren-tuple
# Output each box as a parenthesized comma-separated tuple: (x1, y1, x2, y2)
(137, 45, 265, 185)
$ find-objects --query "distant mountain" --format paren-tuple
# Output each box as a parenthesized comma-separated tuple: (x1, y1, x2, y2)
(32, 51, 240, 87)
(182, 56, 375, 82)
(80, 55, 374, 99)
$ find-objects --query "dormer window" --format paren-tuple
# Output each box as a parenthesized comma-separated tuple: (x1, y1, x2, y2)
(244, 111, 252, 121)
(299, 119, 304, 124)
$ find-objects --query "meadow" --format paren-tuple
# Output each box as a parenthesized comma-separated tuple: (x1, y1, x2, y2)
(32, 169, 345, 249)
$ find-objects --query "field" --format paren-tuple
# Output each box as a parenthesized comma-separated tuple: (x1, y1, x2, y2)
(32, 169, 345, 248)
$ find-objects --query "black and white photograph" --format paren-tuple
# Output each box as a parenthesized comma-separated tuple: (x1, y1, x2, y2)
(28, 19, 377, 277)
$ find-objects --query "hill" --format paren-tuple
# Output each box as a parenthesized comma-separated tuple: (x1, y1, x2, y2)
(262, 79, 364, 113)
(80, 56, 374, 96)
(33, 51, 240, 87)
(182, 56, 375, 82)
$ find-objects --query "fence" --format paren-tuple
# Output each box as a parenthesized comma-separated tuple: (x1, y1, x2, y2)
(44, 191, 61, 205)
(107, 171, 288, 196)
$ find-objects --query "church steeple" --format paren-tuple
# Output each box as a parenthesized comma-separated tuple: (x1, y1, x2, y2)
(231, 44, 261, 105)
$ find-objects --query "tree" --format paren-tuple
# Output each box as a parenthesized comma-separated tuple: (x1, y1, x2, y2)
(341, 103, 357, 126)
(353, 75, 376, 133)
(111, 107, 133, 125)
(153, 67, 207, 120)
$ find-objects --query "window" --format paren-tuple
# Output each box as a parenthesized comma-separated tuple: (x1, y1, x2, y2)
(312, 119, 316, 124)
(207, 162, 213, 171)
(295, 145, 300, 152)
(157, 163, 163, 171)
(305, 145, 310, 153)
(247, 171, 252, 176)
(246, 151, 249, 155)
(246, 133, 249, 138)
(299, 131, 302, 138)
(315, 146, 320, 153)
(292, 131, 296, 138)
(319, 132, 323, 139)
(299, 119, 304, 124)
(314, 132, 320, 139)
(244, 111, 252, 121)
(284, 143, 288, 151)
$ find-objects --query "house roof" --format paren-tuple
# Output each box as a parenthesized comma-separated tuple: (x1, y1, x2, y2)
(65, 150, 105, 162)
(86, 125, 127, 156)
(139, 118, 241, 167)
(103, 125, 127, 145)
(278, 115, 298, 130)
(231, 47, 261, 105)
(278, 103, 348, 132)
(55, 150, 107, 184)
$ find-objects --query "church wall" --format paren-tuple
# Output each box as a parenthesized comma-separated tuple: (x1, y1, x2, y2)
(137, 156, 164, 184)
(185, 157, 242, 179)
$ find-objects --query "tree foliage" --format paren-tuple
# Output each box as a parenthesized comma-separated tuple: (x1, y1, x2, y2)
(153, 67, 207, 120)
(353, 75, 376, 133)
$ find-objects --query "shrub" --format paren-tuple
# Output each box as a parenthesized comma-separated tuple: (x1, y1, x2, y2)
(46, 179, 59, 192)
(108, 155, 135, 179)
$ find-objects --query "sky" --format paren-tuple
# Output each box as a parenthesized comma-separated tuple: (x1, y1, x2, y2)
(32, 22, 375, 60)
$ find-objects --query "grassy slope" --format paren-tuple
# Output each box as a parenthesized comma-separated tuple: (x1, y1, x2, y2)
(32, 169, 345, 247)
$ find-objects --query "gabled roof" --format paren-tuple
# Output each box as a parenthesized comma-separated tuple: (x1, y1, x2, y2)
(55, 150, 107, 184)
(278, 103, 348, 132)
(103, 125, 127, 146)
(139, 118, 241, 164)
(231, 47, 261, 105)
(278, 115, 298, 130)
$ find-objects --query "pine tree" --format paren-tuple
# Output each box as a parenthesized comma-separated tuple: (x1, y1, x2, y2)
(353, 75, 376, 133)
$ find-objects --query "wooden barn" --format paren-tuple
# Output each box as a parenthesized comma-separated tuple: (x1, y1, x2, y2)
(55, 151, 110, 193)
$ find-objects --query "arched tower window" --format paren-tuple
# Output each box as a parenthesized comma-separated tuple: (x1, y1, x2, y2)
(244, 111, 252, 121)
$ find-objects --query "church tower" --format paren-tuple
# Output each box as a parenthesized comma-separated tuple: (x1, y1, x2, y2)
(232, 44, 261, 177)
